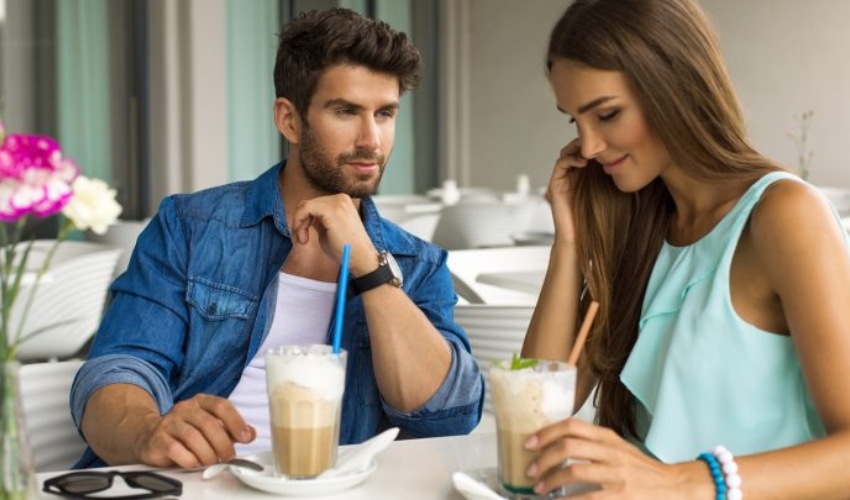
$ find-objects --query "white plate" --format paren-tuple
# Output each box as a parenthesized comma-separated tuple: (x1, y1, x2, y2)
(453, 467, 506, 500)
(454, 467, 599, 500)
(231, 451, 377, 496)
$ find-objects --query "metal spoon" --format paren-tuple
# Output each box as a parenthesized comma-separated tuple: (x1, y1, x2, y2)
(201, 457, 264, 480)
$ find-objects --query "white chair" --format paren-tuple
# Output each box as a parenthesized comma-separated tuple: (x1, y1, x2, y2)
(447, 246, 550, 305)
(372, 195, 442, 226)
(432, 200, 536, 250)
(8, 240, 122, 361)
(85, 218, 149, 278)
(18, 359, 87, 472)
(397, 213, 441, 242)
(455, 304, 534, 416)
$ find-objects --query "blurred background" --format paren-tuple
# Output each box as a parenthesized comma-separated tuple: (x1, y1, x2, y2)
(1, 0, 848, 223)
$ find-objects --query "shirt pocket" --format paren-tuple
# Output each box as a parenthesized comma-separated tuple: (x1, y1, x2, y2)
(184, 277, 259, 378)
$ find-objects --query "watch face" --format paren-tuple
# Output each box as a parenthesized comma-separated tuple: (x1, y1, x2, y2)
(385, 252, 403, 287)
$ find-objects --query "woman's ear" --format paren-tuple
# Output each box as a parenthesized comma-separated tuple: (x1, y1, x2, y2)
(273, 97, 301, 145)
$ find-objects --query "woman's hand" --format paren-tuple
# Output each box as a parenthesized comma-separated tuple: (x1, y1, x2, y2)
(525, 419, 710, 499)
(547, 139, 590, 245)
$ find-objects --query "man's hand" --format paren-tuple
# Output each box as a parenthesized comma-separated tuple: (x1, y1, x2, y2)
(290, 194, 378, 276)
(136, 394, 256, 468)
(82, 385, 256, 468)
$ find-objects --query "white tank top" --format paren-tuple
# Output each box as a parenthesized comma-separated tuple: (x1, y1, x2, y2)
(229, 272, 337, 455)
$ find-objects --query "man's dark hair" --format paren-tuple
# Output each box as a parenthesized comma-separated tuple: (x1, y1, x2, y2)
(274, 8, 422, 118)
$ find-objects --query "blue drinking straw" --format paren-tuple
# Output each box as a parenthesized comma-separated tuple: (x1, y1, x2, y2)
(332, 244, 351, 354)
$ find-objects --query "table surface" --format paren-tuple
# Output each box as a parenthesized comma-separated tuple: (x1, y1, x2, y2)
(476, 270, 546, 296)
(37, 432, 498, 499)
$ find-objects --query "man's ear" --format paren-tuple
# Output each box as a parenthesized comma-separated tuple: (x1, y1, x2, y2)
(273, 97, 302, 145)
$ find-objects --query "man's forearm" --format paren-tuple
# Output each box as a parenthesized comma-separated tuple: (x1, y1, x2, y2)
(80, 384, 160, 465)
(361, 286, 452, 412)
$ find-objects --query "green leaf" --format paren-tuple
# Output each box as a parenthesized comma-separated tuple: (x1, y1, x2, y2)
(509, 353, 539, 370)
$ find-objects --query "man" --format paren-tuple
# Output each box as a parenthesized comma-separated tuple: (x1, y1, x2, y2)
(71, 8, 483, 469)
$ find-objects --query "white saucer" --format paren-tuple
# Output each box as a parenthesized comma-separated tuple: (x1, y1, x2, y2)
(453, 467, 506, 500)
(454, 467, 599, 500)
(231, 451, 377, 496)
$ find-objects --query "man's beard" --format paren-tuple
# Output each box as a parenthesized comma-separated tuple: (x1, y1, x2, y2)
(299, 126, 387, 198)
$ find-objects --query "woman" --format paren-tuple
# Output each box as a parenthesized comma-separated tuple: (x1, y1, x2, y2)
(521, 0, 850, 497)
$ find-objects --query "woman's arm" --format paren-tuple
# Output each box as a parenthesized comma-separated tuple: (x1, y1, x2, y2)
(733, 179, 850, 498)
(522, 140, 597, 412)
(527, 180, 850, 499)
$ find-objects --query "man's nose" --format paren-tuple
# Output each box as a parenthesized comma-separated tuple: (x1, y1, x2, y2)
(356, 117, 381, 151)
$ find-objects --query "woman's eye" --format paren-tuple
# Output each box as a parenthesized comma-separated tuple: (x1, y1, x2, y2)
(599, 110, 620, 122)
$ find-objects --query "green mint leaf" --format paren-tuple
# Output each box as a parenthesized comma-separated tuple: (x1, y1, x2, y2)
(509, 353, 538, 370)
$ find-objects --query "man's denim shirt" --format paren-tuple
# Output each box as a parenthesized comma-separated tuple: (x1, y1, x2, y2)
(70, 162, 484, 468)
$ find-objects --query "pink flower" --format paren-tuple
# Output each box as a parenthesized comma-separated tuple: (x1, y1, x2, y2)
(0, 133, 79, 222)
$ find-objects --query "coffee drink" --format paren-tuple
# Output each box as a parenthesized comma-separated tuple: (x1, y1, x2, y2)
(490, 360, 575, 498)
(265, 345, 346, 478)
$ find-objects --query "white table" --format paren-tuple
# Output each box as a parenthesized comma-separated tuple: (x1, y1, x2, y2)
(37, 433, 497, 499)
(476, 270, 545, 296)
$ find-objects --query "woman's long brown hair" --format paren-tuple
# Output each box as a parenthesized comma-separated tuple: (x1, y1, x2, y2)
(546, 0, 781, 439)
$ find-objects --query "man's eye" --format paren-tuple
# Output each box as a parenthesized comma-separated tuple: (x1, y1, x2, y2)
(337, 108, 356, 115)
(377, 110, 395, 119)
(599, 110, 620, 122)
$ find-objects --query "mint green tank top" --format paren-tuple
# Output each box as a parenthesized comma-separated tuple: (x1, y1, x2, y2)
(620, 171, 839, 463)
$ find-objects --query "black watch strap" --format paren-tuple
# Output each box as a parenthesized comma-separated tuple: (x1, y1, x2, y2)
(351, 263, 395, 296)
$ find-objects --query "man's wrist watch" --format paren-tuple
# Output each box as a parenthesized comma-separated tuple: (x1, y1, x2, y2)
(351, 251, 403, 296)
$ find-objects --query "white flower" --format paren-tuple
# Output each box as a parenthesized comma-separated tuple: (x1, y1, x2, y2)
(61, 176, 123, 234)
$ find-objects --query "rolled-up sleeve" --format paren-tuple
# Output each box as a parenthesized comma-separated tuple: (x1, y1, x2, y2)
(381, 340, 484, 436)
(71, 354, 174, 431)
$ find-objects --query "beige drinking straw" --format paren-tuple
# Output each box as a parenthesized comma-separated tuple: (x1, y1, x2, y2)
(566, 300, 600, 368)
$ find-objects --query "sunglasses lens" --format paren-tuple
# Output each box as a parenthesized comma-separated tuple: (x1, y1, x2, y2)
(129, 473, 177, 492)
(55, 473, 111, 494)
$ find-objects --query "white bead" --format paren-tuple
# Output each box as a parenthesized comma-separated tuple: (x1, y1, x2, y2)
(728, 488, 743, 500)
(713, 445, 729, 455)
(722, 461, 739, 474)
(727, 473, 742, 488)
(717, 449, 733, 463)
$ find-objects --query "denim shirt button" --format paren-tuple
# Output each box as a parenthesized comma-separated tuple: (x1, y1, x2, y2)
(208, 302, 218, 315)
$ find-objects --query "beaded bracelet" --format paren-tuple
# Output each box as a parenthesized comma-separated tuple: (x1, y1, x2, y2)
(713, 445, 743, 500)
(696, 452, 726, 500)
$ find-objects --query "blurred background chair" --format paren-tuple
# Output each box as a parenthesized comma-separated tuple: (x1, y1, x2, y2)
(372, 195, 443, 242)
(431, 200, 537, 250)
(86, 218, 149, 278)
(457, 304, 533, 433)
(447, 246, 550, 305)
(19, 359, 87, 472)
(9, 240, 122, 362)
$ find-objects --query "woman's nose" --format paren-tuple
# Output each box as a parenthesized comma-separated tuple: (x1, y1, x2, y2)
(580, 129, 606, 159)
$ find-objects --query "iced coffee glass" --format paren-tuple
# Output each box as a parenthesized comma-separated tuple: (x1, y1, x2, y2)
(265, 344, 347, 479)
(489, 359, 576, 499)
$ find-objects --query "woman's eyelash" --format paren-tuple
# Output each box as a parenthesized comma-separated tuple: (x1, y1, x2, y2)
(599, 110, 620, 121)
(568, 109, 619, 124)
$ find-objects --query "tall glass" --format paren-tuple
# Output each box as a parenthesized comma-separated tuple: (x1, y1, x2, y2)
(265, 344, 347, 479)
(489, 359, 576, 499)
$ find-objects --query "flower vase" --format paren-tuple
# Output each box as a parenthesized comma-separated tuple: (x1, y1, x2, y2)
(1, 361, 37, 499)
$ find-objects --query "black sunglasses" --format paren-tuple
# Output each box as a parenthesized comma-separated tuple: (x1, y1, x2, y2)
(43, 470, 182, 499)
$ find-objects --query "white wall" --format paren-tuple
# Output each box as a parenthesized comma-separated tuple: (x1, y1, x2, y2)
(465, 0, 850, 193)
(468, 0, 566, 193)
(704, 0, 850, 188)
